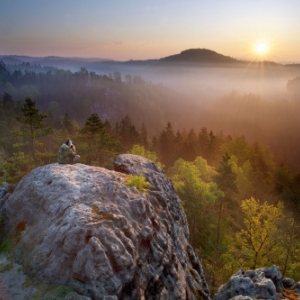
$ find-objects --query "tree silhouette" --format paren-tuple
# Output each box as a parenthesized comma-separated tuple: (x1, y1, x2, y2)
(15, 97, 51, 160)
(214, 153, 238, 249)
(78, 113, 121, 165)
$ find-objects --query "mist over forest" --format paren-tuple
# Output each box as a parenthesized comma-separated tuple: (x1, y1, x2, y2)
(106, 60, 300, 172)
(2, 50, 300, 170)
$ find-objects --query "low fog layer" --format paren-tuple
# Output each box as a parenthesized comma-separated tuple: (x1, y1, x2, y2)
(106, 62, 300, 169)
(2, 56, 300, 170)
(98, 63, 300, 105)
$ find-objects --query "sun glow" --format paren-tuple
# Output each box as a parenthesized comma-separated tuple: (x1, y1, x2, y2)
(254, 42, 269, 56)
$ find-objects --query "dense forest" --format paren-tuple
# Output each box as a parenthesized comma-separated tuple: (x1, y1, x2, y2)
(1, 60, 300, 291)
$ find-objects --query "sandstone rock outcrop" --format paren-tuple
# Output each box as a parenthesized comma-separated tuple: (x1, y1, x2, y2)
(0, 154, 210, 300)
(213, 265, 300, 300)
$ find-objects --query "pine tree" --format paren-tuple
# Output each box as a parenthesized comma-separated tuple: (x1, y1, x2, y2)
(115, 115, 140, 150)
(2, 93, 15, 111)
(158, 122, 176, 168)
(214, 153, 238, 250)
(15, 97, 52, 160)
(62, 112, 79, 136)
(0, 61, 8, 85)
(78, 113, 121, 165)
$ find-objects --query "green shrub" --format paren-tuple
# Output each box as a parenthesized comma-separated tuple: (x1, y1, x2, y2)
(0, 262, 13, 272)
(125, 175, 150, 193)
(23, 279, 72, 300)
(0, 238, 13, 253)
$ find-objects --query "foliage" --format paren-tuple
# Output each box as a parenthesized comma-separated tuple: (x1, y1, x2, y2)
(228, 155, 255, 199)
(273, 164, 300, 204)
(31, 284, 72, 300)
(169, 157, 223, 251)
(115, 116, 141, 150)
(3, 151, 36, 183)
(193, 156, 217, 182)
(22, 277, 72, 300)
(15, 97, 52, 160)
(223, 198, 288, 270)
(77, 113, 121, 166)
(0, 238, 14, 254)
(0, 262, 13, 272)
(0, 61, 8, 85)
(158, 122, 176, 168)
(214, 153, 238, 198)
(125, 175, 150, 193)
(281, 219, 300, 281)
(61, 112, 79, 136)
(213, 153, 238, 250)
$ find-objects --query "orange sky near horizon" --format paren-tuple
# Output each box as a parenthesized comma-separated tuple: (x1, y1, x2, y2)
(1, 1, 300, 63)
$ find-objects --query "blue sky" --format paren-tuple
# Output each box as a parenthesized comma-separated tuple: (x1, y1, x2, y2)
(1, 0, 299, 61)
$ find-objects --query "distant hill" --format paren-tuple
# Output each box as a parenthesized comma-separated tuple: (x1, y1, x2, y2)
(159, 48, 240, 64)
(0, 48, 284, 71)
(0, 55, 112, 72)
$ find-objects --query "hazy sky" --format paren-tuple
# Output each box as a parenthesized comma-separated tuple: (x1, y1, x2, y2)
(1, 0, 300, 62)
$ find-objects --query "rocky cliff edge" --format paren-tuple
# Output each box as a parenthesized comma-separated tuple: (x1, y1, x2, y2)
(0, 154, 210, 300)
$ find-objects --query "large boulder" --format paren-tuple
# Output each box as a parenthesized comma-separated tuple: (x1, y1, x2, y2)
(0, 154, 210, 300)
(213, 265, 300, 300)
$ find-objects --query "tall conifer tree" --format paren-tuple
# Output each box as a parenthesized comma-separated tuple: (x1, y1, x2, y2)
(15, 97, 51, 160)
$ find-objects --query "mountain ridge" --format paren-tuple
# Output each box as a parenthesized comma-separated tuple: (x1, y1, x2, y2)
(0, 48, 282, 67)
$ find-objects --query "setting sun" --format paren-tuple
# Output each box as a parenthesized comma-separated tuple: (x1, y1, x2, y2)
(254, 42, 268, 55)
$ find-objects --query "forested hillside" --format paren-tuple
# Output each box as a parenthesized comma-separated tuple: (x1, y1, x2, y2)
(1, 60, 300, 292)
(0, 60, 202, 134)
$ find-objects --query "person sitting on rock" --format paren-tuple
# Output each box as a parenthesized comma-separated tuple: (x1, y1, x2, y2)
(58, 139, 80, 164)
